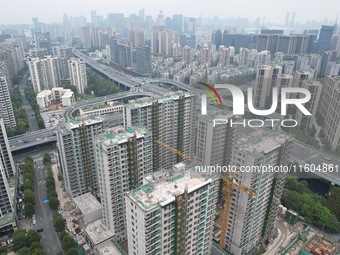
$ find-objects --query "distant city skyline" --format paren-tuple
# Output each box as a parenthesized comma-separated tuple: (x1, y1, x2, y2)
(0, 0, 339, 25)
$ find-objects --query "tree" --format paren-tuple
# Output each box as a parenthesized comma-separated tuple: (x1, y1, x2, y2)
(32, 248, 47, 255)
(16, 247, 31, 255)
(66, 248, 78, 255)
(61, 235, 76, 252)
(43, 153, 51, 164)
(12, 229, 28, 252)
(24, 178, 33, 191)
(24, 189, 35, 205)
(0, 245, 7, 255)
(25, 202, 35, 217)
(27, 230, 41, 244)
(53, 213, 65, 233)
(49, 196, 60, 210)
(328, 186, 340, 220)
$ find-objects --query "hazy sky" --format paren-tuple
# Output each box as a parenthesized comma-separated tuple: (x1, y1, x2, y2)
(1, 0, 338, 25)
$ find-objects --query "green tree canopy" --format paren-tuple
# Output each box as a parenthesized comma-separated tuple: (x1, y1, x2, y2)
(25, 202, 35, 217)
(27, 230, 41, 244)
(328, 186, 340, 220)
(12, 229, 28, 252)
(24, 189, 35, 205)
(61, 235, 76, 252)
(65, 248, 78, 255)
(49, 196, 60, 210)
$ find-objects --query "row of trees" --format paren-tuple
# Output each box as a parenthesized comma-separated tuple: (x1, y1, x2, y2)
(24, 84, 45, 129)
(53, 213, 78, 255)
(86, 69, 122, 96)
(21, 157, 36, 217)
(43, 153, 60, 211)
(43, 153, 78, 255)
(282, 177, 340, 233)
(12, 229, 46, 255)
(7, 88, 29, 137)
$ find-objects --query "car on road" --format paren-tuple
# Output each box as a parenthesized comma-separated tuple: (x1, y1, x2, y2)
(32, 220, 36, 225)
(325, 157, 330, 160)
(37, 228, 43, 233)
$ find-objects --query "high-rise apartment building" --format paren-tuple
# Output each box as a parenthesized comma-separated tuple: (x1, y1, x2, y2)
(296, 80, 322, 129)
(68, 58, 87, 94)
(200, 47, 211, 64)
(222, 128, 292, 255)
(256, 50, 271, 66)
(219, 46, 230, 66)
(181, 45, 192, 64)
(96, 126, 153, 242)
(292, 70, 312, 88)
(196, 114, 234, 166)
(253, 65, 282, 109)
(57, 116, 105, 198)
(319, 76, 340, 149)
(0, 65, 16, 128)
(0, 156, 13, 220)
(125, 163, 219, 255)
(80, 27, 91, 49)
(0, 119, 16, 177)
(319, 51, 334, 77)
(28, 56, 60, 93)
(123, 92, 194, 171)
(52, 46, 73, 81)
(276, 74, 293, 113)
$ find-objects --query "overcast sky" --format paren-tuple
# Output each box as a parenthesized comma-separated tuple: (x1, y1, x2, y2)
(0, 0, 338, 25)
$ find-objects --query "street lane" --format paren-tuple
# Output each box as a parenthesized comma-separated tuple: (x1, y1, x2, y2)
(34, 160, 62, 255)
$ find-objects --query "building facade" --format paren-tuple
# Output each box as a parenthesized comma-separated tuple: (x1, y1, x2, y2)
(123, 92, 194, 171)
(222, 128, 292, 255)
(319, 76, 340, 149)
(0, 65, 16, 128)
(296, 80, 322, 129)
(0, 119, 16, 177)
(96, 126, 153, 242)
(68, 58, 87, 94)
(57, 117, 104, 198)
(28, 56, 60, 93)
(125, 163, 219, 255)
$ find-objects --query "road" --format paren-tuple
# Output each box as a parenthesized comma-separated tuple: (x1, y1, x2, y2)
(18, 71, 39, 132)
(291, 141, 340, 185)
(34, 159, 62, 255)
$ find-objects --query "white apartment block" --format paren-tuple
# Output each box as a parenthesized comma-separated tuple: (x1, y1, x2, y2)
(253, 65, 282, 109)
(125, 163, 219, 255)
(0, 73, 16, 128)
(95, 126, 153, 242)
(28, 56, 59, 93)
(57, 116, 104, 198)
(223, 128, 292, 255)
(319, 76, 340, 149)
(0, 156, 13, 219)
(36, 90, 52, 109)
(68, 58, 87, 94)
(296, 80, 322, 129)
(196, 114, 235, 167)
(36, 87, 75, 108)
(123, 92, 194, 172)
(0, 119, 16, 177)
